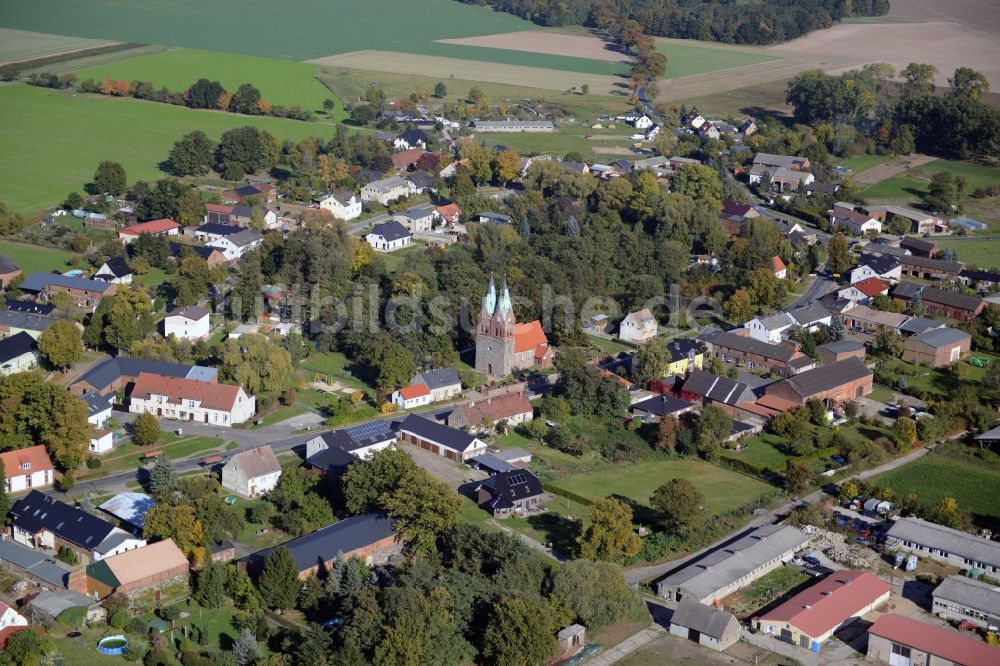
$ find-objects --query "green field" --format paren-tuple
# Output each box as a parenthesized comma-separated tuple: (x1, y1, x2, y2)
(935, 239, 1000, 269)
(838, 153, 894, 172)
(872, 448, 1000, 521)
(862, 159, 1000, 201)
(0, 26, 115, 64)
(74, 48, 346, 118)
(0, 239, 79, 274)
(722, 434, 792, 469)
(555, 458, 774, 516)
(0, 84, 341, 214)
(654, 39, 781, 79)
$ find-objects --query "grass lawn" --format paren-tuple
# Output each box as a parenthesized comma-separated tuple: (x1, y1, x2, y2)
(299, 351, 372, 391)
(505, 494, 592, 556)
(872, 446, 1000, 521)
(555, 458, 774, 517)
(74, 48, 346, 119)
(131, 267, 168, 290)
(0, 239, 80, 274)
(167, 435, 227, 459)
(722, 434, 792, 469)
(838, 153, 894, 172)
(868, 383, 896, 404)
(934, 239, 1000, 269)
(0, 84, 345, 214)
(258, 403, 308, 427)
(861, 159, 1000, 202)
(653, 38, 780, 79)
(378, 242, 426, 273)
(584, 333, 636, 356)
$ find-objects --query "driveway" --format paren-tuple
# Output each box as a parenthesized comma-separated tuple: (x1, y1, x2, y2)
(397, 442, 486, 490)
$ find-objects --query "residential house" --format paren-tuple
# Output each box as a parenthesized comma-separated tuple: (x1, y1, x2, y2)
(203, 202, 273, 227)
(619, 308, 658, 343)
(805, 182, 840, 196)
(222, 446, 282, 497)
(164, 305, 211, 341)
(128, 372, 256, 427)
(89, 428, 113, 455)
(0, 332, 39, 375)
(838, 277, 890, 304)
(169, 243, 226, 269)
(816, 340, 866, 366)
(0, 308, 56, 340)
(449, 391, 534, 430)
(850, 254, 902, 284)
(902, 327, 971, 367)
(305, 420, 395, 476)
(0, 256, 22, 289)
(85, 539, 188, 599)
(632, 156, 669, 176)
(630, 395, 696, 423)
(1, 446, 54, 494)
(772, 256, 787, 279)
(754, 570, 890, 652)
(787, 304, 832, 331)
(698, 122, 721, 140)
(18, 273, 116, 311)
(898, 254, 963, 280)
(240, 514, 401, 579)
(711, 331, 815, 377)
(361, 177, 416, 205)
(315, 191, 362, 221)
(470, 119, 554, 132)
(867, 614, 1000, 666)
(669, 600, 741, 651)
(655, 525, 811, 603)
(752, 153, 810, 172)
(764, 357, 872, 406)
(660, 338, 704, 376)
(118, 218, 180, 244)
(412, 367, 462, 402)
(83, 391, 113, 428)
(207, 228, 264, 262)
(435, 203, 461, 225)
(189, 222, 242, 244)
(829, 204, 882, 235)
(93, 256, 133, 284)
(887, 517, 1000, 574)
(477, 469, 544, 518)
(683, 109, 706, 128)
(744, 313, 794, 344)
(393, 129, 428, 150)
(0, 600, 28, 646)
(918, 286, 984, 322)
(366, 220, 411, 252)
(407, 171, 436, 194)
(10, 490, 146, 562)
(900, 236, 940, 257)
(931, 575, 1000, 630)
(390, 148, 426, 171)
(396, 204, 435, 232)
(392, 383, 431, 410)
(68, 356, 217, 397)
(98, 492, 154, 532)
(397, 414, 488, 462)
(840, 304, 909, 333)
(722, 200, 760, 219)
(620, 111, 653, 128)
(224, 182, 276, 203)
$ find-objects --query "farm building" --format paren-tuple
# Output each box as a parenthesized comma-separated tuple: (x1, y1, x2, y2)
(397, 414, 488, 462)
(98, 492, 155, 531)
(887, 518, 1000, 574)
(897, 255, 963, 280)
(711, 331, 815, 378)
(85, 539, 189, 598)
(763, 357, 872, 407)
(902, 327, 971, 367)
(655, 525, 810, 604)
(816, 340, 866, 366)
(754, 570, 890, 652)
(917, 287, 985, 323)
(447, 391, 534, 430)
(867, 614, 1000, 666)
(118, 218, 180, 243)
(68, 356, 217, 397)
(669, 599, 741, 651)
(305, 420, 396, 462)
(240, 514, 400, 579)
(471, 119, 554, 132)
(932, 575, 1000, 630)
(18, 273, 116, 312)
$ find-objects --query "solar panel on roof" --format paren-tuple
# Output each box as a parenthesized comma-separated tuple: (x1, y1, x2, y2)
(344, 420, 391, 443)
(507, 474, 526, 486)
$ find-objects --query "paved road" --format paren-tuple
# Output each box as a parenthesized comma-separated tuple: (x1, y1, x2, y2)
(624, 442, 938, 586)
(789, 272, 835, 309)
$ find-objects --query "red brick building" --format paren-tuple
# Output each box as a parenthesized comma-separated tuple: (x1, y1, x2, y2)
(764, 357, 872, 407)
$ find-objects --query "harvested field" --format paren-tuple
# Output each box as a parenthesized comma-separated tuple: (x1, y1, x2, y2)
(850, 154, 937, 187)
(592, 146, 637, 155)
(0, 27, 117, 65)
(886, 0, 1000, 36)
(310, 50, 622, 95)
(438, 31, 629, 62)
(655, 57, 831, 106)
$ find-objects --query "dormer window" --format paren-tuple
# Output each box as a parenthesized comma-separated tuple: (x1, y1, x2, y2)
(21, 462, 30, 470)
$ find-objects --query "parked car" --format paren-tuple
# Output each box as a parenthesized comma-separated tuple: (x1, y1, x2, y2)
(803, 556, 821, 567)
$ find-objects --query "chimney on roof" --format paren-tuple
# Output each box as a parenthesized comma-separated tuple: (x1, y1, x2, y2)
(803, 604, 812, 609)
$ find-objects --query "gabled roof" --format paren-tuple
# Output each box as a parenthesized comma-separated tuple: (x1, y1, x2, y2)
(0, 256, 20, 274)
(82, 391, 113, 418)
(369, 221, 410, 243)
(241, 514, 396, 572)
(398, 128, 428, 144)
(682, 370, 755, 406)
(224, 446, 280, 479)
(899, 236, 938, 253)
(897, 254, 963, 274)
(817, 340, 864, 355)
(631, 395, 695, 417)
(398, 384, 430, 400)
(435, 203, 461, 221)
(5, 299, 53, 315)
(859, 253, 900, 276)
(215, 229, 263, 248)
(898, 316, 942, 335)
(888, 518, 1000, 569)
(20, 273, 114, 294)
(170, 243, 222, 262)
(851, 277, 890, 298)
(119, 218, 179, 236)
(665, 338, 701, 362)
(909, 326, 971, 348)
(86, 538, 188, 588)
(131, 372, 244, 411)
(399, 414, 482, 453)
(934, 575, 1000, 617)
(787, 304, 830, 327)
(757, 570, 889, 637)
(96, 256, 132, 279)
(670, 600, 739, 640)
(0, 331, 37, 364)
(414, 367, 461, 391)
(513, 320, 548, 354)
(195, 222, 243, 237)
(775, 358, 871, 400)
(714, 331, 798, 363)
(461, 392, 533, 425)
(167, 305, 210, 321)
(479, 469, 544, 510)
(891, 280, 924, 301)
(307, 445, 358, 476)
(0, 446, 53, 479)
(407, 171, 435, 189)
(868, 614, 1000, 666)
(314, 420, 395, 454)
(11, 490, 117, 549)
(755, 312, 794, 332)
(771, 256, 786, 273)
(920, 286, 983, 312)
(73, 357, 217, 392)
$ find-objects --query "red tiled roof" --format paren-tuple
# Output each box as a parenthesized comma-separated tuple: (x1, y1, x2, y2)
(435, 203, 461, 222)
(0, 626, 28, 650)
(853, 277, 890, 298)
(130, 372, 243, 411)
(461, 392, 533, 424)
(772, 256, 786, 273)
(868, 614, 1000, 666)
(0, 445, 54, 479)
(723, 200, 753, 217)
(514, 320, 548, 354)
(205, 204, 234, 214)
(757, 570, 889, 638)
(398, 384, 430, 400)
(390, 148, 426, 170)
(120, 218, 180, 236)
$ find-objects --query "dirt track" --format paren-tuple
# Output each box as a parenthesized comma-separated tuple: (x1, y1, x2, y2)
(438, 31, 629, 62)
(850, 154, 937, 186)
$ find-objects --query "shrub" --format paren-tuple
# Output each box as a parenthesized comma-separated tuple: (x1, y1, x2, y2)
(110, 607, 131, 630)
(86, 455, 103, 469)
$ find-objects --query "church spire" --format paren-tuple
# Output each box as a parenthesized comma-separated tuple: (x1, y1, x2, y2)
(482, 275, 497, 315)
(496, 278, 513, 317)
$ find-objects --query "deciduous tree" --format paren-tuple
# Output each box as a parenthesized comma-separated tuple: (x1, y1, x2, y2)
(380, 468, 462, 555)
(93, 160, 127, 195)
(144, 504, 205, 561)
(37, 319, 83, 370)
(132, 412, 162, 447)
(482, 595, 559, 666)
(551, 560, 645, 631)
(577, 497, 640, 562)
(650, 478, 703, 536)
(230, 84, 263, 115)
(220, 333, 293, 399)
(169, 130, 216, 176)
(342, 447, 418, 513)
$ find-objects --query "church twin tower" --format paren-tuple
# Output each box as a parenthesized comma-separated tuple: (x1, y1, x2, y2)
(475, 276, 516, 378)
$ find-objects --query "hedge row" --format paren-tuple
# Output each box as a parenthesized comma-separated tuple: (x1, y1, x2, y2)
(543, 483, 595, 507)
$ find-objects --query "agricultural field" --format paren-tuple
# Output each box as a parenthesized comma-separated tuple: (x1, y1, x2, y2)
(934, 239, 1000, 269)
(0, 239, 79, 275)
(837, 153, 895, 173)
(861, 159, 1000, 201)
(0, 84, 340, 214)
(653, 38, 781, 79)
(0, 26, 117, 64)
(674, 77, 792, 120)
(872, 445, 1000, 521)
(73, 48, 346, 119)
(553, 458, 774, 517)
